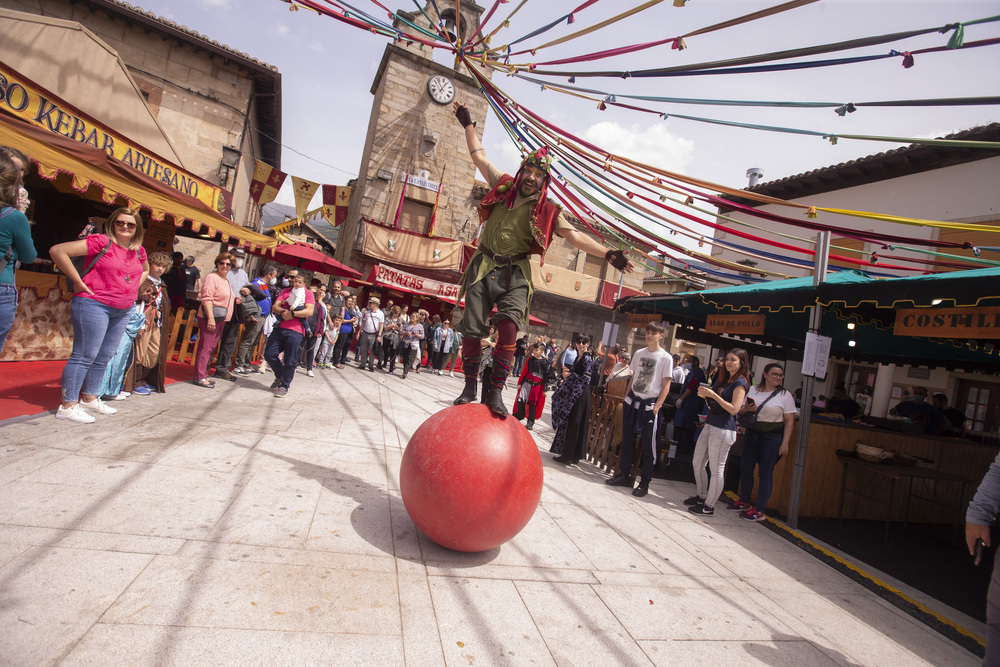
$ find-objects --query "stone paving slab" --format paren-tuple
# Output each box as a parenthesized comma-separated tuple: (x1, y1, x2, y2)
(0, 366, 982, 666)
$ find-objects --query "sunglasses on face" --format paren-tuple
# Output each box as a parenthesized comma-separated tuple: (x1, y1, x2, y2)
(115, 220, 137, 230)
(217, 262, 232, 267)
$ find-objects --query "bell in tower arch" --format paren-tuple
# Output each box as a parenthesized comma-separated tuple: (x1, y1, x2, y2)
(441, 13, 458, 43)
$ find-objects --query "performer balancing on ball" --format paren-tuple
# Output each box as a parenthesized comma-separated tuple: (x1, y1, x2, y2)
(452, 101, 634, 417)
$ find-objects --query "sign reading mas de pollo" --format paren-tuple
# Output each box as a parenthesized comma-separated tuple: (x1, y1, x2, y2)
(704, 313, 766, 335)
(0, 63, 227, 215)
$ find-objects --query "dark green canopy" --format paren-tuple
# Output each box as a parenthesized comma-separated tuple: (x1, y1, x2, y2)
(617, 269, 1000, 372)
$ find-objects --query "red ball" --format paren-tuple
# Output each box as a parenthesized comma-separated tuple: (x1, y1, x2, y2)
(400, 404, 544, 552)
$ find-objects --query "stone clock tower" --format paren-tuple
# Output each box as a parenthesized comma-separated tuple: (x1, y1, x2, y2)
(335, 1, 490, 278)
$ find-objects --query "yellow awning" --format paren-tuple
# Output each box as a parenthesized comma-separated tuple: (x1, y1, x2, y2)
(0, 112, 275, 251)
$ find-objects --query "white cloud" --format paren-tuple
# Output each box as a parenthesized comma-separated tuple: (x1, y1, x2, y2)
(494, 140, 524, 176)
(192, 0, 232, 9)
(267, 23, 292, 38)
(307, 41, 324, 53)
(582, 121, 694, 174)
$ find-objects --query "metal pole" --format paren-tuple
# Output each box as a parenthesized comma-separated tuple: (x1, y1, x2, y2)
(787, 231, 830, 529)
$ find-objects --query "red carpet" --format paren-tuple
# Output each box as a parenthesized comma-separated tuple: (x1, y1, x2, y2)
(0, 360, 197, 422)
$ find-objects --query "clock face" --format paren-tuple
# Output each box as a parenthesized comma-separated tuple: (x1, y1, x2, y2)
(427, 75, 455, 105)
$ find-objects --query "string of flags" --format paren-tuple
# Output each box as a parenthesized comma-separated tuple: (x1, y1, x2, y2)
(249, 159, 351, 228)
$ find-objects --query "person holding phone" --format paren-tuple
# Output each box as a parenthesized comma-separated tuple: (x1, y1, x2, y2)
(684, 349, 750, 516)
(967, 452, 1000, 664)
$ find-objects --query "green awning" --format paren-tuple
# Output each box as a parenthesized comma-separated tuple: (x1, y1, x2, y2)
(618, 269, 1000, 372)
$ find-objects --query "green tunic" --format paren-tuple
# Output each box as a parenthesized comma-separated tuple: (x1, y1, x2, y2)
(456, 165, 572, 337)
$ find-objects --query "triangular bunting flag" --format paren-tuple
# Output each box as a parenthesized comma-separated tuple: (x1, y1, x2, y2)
(249, 160, 286, 205)
(291, 176, 321, 221)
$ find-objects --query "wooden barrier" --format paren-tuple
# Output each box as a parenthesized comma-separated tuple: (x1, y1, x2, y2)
(584, 377, 640, 479)
(165, 308, 266, 368)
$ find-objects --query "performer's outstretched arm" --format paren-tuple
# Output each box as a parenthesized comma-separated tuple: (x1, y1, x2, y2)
(453, 102, 490, 178)
(557, 228, 635, 274)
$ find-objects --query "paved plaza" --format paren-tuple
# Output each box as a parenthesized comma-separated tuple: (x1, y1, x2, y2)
(0, 365, 984, 666)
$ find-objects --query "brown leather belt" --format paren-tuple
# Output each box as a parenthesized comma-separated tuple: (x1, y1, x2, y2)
(479, 247, 530, 290)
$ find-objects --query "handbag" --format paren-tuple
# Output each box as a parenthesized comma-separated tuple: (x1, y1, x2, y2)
(738, 388, 781, 429)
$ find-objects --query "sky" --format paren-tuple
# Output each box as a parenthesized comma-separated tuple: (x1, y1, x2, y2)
(132, 0, 999, 246)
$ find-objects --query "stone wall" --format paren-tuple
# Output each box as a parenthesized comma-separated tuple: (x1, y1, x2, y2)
(338, 43, 491, 272)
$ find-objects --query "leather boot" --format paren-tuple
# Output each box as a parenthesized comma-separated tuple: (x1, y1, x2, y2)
(525, 419, 534, 431)
(453, 355, 481, 405)
(483, 357, 512, 418)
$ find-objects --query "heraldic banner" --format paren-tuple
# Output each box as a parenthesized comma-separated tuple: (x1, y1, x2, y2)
(361, 220, 463, 272)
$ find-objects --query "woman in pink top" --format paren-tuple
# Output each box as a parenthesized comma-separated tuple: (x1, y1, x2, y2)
(193, 252, 236, 387)
(50, 207, 149, 424)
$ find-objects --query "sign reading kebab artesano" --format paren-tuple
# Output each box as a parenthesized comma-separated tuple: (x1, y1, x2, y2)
(894, 307, 1000, 339)
(0, 63, 225, 213)
(371, 264, 461, 300)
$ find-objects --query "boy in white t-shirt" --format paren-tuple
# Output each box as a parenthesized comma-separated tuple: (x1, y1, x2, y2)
(605, 321, 673, 497)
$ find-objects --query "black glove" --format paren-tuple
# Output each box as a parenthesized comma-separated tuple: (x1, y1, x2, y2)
(455, 104, 473, 128)
(605, 249, 629, 271)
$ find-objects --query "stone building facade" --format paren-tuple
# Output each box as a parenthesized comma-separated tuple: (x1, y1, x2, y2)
(339, 1, 644, 350)
(1, 0, 281, 235)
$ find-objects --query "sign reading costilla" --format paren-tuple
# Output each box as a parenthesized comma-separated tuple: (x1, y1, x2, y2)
(704, 313, 766, 334)
(894, 307, 1000, 339)
(0, 63, 228, 215)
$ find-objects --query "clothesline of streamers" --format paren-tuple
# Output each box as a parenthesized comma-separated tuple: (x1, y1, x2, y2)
(282, 3, 992, 268)
(483, 64, 1000, 240)
(493, 0, 820, 61)
(288, 0, 448, 51)
(466, 0, 531, 52)
(463, 0, 512, 50)
(515, 60, 1000, 113)
(478, 84, 904, 282)
(487, 0, 602, 52)
(482, 79, 970, 280)
(519, 39, 999, 79)
(479, 94, 769, 282)
(468, 60, 996, 275)
(542, 79, 1000, 150)
(488, 0, 664, 58)
(498, 15, 1000, 77)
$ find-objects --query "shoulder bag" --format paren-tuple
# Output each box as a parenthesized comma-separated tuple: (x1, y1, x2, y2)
(738, 388, 781, 430)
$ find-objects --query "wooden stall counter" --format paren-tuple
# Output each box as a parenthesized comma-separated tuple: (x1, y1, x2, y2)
(765, 418, 995, 524)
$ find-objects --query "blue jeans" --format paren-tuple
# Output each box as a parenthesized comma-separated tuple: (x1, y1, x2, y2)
(61, 297, 132, 402)
(0, 282, 17, 355)
(264, 326, 303, 389)
(739, 428, 784, 510)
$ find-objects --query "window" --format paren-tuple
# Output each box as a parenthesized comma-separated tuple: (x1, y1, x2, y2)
(936, 221, 1000, 271)
(828, 238, 866, 270)
(957, 379, 1000, 432)
(398, 199, 433, 234)
(583, 253, 604, 279)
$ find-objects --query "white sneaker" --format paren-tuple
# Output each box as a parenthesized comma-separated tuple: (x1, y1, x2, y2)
(110, 392, 130, 401)
(449, 371, 454, 377)
(56, 404, 96, 423)
(306, 369, 315, 378)
(80, 397, 117, 415)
